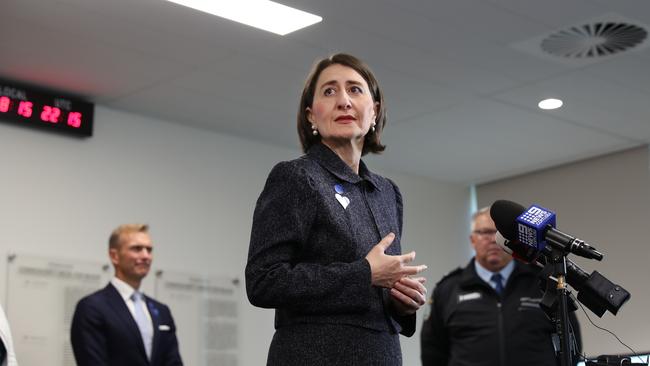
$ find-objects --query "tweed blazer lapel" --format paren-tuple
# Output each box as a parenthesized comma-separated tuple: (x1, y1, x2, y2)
(308, 143, 362, 185)
(358, 162, 394, 242)
(307, 143, 395, 241)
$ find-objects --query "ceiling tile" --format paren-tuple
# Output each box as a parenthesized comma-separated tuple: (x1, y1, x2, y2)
(106, 83, 299, 148)
(0, 18, 190, 101)
(493, 69, 650, 141)
(373, 98, 636, 183)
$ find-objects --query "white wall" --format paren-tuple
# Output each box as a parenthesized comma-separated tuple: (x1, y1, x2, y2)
(477, 146, 650, 357)
(376, 166, 472, 366)
(0, 105, 470, 366)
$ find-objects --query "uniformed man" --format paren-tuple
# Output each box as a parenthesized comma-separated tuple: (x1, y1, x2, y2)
(420, 207, 581, 366)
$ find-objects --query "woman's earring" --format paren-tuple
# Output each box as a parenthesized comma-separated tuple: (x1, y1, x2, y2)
(312, 125, 318, 136)
(371, 121, 376, 133)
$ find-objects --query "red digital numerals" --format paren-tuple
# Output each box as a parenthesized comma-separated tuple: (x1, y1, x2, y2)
(18, 101, 33, 118)
(0, 96, 83, 128)
(40, 105, 61, 123)
(0, 96, 10, 112)
(67, 112, 82, 128)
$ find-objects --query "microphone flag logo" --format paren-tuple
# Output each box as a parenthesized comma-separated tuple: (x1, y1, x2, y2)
(516, 205, 556, 250)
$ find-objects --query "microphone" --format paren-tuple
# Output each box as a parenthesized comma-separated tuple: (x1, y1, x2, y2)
(495, 231, 541, 264)
(495, 231, 629, 316)
(495, 231, 590, 289)
(490, 200, 603, 261)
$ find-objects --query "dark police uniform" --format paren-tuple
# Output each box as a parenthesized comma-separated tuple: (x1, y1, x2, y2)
(421, 259, 581, 366)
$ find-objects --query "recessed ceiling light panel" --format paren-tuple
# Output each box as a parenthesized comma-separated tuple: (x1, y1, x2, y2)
(165, 0, 322, 35)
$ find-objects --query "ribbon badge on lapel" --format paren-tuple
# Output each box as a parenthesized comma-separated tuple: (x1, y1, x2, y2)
(334, 184, 350, 209)
(148, 302, 159, 318)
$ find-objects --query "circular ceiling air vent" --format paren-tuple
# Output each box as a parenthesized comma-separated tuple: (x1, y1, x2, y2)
(541, 22, 648, 59)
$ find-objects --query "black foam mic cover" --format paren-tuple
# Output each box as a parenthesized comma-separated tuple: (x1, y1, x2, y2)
(490, 200, 526, 240)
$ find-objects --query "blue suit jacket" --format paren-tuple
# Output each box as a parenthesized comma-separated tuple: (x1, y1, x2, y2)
(70, 283, 183, 366)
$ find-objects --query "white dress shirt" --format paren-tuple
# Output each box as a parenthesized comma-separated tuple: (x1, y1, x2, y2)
(110, 278, 154, 347)
(474, 260, 515, 292)
(0, 303, 18, 366)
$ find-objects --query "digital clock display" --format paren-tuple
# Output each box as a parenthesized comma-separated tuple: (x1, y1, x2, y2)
(0, 79, 94, 137)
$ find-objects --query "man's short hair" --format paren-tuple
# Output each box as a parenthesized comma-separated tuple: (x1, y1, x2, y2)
(471, 207, 491, 231)
(109, 224, 149, 249)
(472, 207, 490, 221)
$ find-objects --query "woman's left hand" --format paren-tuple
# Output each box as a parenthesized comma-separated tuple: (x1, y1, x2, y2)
(390, 277, 427, 316)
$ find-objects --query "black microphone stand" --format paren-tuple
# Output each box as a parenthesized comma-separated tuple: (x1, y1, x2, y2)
(553, 255, 574, 366)
(539, 248, 577, 366)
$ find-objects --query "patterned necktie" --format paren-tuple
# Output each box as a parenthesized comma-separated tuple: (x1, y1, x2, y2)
(491, 273, 504, 295)
(131, 291, 153, 360)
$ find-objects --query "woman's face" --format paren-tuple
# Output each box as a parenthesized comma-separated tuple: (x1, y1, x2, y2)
(307, 64, 378, 148)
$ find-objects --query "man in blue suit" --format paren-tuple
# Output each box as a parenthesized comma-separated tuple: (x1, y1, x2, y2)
(71, 224, 183, 366)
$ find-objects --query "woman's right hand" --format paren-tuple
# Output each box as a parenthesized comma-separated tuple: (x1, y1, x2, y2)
(365, 232, 427, 288)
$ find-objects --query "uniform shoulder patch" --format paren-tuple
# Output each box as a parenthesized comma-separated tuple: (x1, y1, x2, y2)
(437, 267, 462, 285)
(424, 267, 462, 321)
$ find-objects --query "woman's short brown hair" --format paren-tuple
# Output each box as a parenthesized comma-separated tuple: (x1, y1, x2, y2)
(297, 53, 387, 156)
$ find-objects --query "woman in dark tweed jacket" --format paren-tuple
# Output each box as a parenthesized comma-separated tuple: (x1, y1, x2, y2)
(246, 53, 428, 366)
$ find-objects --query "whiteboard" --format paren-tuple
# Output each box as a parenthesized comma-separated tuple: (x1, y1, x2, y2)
(5, 254, 110, 366)
(154, 271, 240, 366)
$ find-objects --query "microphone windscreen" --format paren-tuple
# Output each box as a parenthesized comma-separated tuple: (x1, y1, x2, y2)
(490, 200, 526, 240)
(495, 231, 514, 255)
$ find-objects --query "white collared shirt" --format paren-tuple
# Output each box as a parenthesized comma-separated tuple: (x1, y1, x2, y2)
(474, 260, 515, 292)
(0, 304, 17, 366)
(110, 277, 154, 337)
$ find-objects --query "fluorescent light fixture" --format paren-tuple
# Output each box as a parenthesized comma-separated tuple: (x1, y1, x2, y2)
(165, 0, 322, 35)
(538, 98, 563, 110)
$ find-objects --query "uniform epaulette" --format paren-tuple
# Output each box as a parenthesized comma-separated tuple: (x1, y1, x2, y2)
(424, 267, 464, 319)
(436, 266, 463, 286)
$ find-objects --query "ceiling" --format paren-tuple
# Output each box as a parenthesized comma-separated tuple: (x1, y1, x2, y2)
(2, 0, 650, 184)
